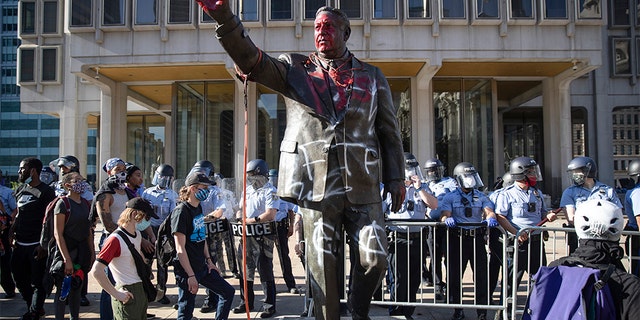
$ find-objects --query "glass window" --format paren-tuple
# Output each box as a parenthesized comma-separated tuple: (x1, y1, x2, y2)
(71, 0, 92, 27)
(103, 0, 125, 25)
(373, 0, 396, 19)
(239, 0, 258, 21)
(21, 1, 35, 34)
(135, 0, 158, 25)
(41, 48, 57, 81)
(610, 0, 630, 26)
(2, 37, 19, 62)
(2, 7, 18, 32)
(477, 0, 499, 18)
(544, 0, 567, 19)
(339, 0, 361, 19)
(176, 82, 205, 177)
(442, 0, 466, 18)
(389, 79, 412, 151)
(43, 1, 58, 33)
(407, 0, 430, 18)
(577, 0, 601, 19)
(127, 115, 166, 187)
(257, 85, 286, 172)
(305, 0, 326, 19)
(204, 82, 235, 179)
(168, 0, 191, 24)
(612, 38, 631, 75)
(271, 0, 292, 20)
(1, 67, 18, 96)
(510, 0, 533, 18)
(19, 48, 35, 82)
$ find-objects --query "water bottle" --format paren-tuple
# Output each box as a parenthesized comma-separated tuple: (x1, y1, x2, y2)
(59, 275, 72, 301)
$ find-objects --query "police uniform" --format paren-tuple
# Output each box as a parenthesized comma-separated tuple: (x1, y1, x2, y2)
(440, 188, 493, 317)
(425, 177, 457, 295)
(386, 182, 431, 317)
(494, 184, 548, 302)
(624, 183, 640, 275)
(236, 182, 280, 313)
(274, 199, 297, 292)
(198, 185, 228, 310)
(141, 185, 178, 295)
(0, 184, 17, 296)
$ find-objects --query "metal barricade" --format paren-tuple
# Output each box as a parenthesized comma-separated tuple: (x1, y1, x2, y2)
(338, 220, 511, 317)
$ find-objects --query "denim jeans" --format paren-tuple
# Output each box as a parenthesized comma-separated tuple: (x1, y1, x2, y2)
(176, 267, 235, 320)
(99, 233, 114, 320)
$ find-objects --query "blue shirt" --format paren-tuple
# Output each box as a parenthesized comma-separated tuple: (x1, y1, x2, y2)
(440, 188, 494, 229)
(495, 184, 547, 233)
(624, 185, 640, 230)
(427, 177, 458, 220)
(0, 185, 16, 214)
(275, 199, 295, 222)
(559, 181, 622, 210)
(240, 182, 280, 219)
(200, 185, 227, 218)
(142, 185, 178, 227)
(386, 183, 431, 233)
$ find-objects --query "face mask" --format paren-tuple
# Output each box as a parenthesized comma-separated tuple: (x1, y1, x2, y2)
(108, 171, 127, 189)
(247, 175, 268, 189)
(24, 176, 33, 185)
(461, 176, 476, 189)
(136, 218, 151, 231)
(195, 188, 210, 201)
(70, 182, 87, 194)
(571, 173, 585, 186)
(525, 177, 537, 187)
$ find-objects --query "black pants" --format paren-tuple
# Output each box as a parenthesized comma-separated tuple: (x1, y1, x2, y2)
(488, 229, 503, 300)
(388, 234, 422, 317)
(275, 220, 296, 289)
(425, 225, 446, 287)
(504, 235, 546, 301)
(236, 236, 276, 310)
(0, 230, 15, 294)
(447, 229, 489, 316)
(11, 243, 47, 313)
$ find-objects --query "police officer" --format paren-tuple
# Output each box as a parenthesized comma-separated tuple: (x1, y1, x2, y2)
(624, 159, 640, 275)
(142, 164, 178, 305)
(233, 159, 279, 318)
(440, 162, 498, 320)
(52, 156, 94, 201)
(487, 172, 513, 300)
(386, 153, 437, 318)
(494, 157, 557, 318)
(560, 156, 622, 253)
(423, 158, 458, 302)
(268, 169, 299, 294)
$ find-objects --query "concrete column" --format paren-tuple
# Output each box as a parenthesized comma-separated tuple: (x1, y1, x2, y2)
(59, 76, 90, 175)
(98, 82, 128, 182)
(412, 63, 439, 163)
(542, 77, 573, 203)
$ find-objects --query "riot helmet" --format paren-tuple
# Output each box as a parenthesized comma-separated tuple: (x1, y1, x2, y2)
(424, 158, 445, 182)
(509, 156, 543, 187)
(452, 162, 484, 189)
(628, 159, 640, 177)
(502, 172, 515, 188)
(404, 152, 423, 181)
(40, 166, 57, 185)
(567, 156, 597, 186)
(152, 164, 175, 189)
(190, 160, 215, 180)
(56, 155, 80, 174)
(247, 159, 269, 176)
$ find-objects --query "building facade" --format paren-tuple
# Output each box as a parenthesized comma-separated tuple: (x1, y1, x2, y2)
(14, 0, 640, 204)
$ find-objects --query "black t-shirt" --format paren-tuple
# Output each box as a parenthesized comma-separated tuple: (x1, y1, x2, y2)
(171, 201, 207, 275)
(15, 182, 56, 244)
(55, 197, 91, 244)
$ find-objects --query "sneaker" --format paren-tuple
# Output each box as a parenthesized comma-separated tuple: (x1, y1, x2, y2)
(259, 307, 276, 318)
(289, 287, 300, 294)
(80, 295, 90, 306)
(233, 304, 253, 314)
(157, 295, 171, 305)
(435, 285, 446, 302)
(200, 303, 215, 313)
(173, 304, 179, 310)
(146, 313, 156, 319)
(451, 309, 465, 320)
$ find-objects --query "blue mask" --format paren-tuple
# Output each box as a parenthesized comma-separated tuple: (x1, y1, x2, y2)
(195, 188, 210, 202)
(136, 218, 151, 231)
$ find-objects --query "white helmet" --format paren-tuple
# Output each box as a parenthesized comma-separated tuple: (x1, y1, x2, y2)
(574, 199, 623, 242)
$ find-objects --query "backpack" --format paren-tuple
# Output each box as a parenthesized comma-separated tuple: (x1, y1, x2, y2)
(156, 209, 175, 268)
(522, 261, 617, 320)
(40, 196, 72, 249)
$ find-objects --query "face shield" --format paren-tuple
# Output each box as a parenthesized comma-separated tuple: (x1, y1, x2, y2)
(524, 164, 543, 181)
(152, 172, 174, 189)
(405, 166, 424, 181)
(189, 167, 214, 181)
(424, 166, 444, 182)
(457, 172, 484, 189)
(40, 170, 56, 185)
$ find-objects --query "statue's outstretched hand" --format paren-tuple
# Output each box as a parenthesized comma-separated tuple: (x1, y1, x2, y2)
(195, 0, 232, 23)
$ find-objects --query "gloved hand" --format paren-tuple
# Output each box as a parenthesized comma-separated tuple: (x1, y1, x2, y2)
(484, 217, 498, 228)
(384, 180, 406, 213)
(195, 0, 233, 23)
(444, 217, 457, 228)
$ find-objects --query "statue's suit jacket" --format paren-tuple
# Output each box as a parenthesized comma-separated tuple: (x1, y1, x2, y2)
(217, 17, 405, 206)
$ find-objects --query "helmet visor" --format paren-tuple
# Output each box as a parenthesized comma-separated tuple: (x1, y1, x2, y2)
(152, 173, 174, 189)
(405, 166, 424, 181)
(524, 164, 543, 181)
(458, 172, 484, 189)
(424, 167, 443, 182)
